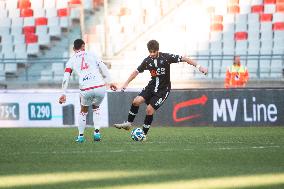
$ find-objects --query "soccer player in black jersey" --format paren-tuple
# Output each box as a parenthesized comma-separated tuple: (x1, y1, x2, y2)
(114, 40, 208, 140)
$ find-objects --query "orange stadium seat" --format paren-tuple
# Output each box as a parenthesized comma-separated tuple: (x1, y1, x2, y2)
(20, 8, 33, 17)
(18, 0, 31, 9)
(251, 5, 264, 13)
(25, 33, 38, 43)
(35, 17, 48, 25)
(276, 4, 284, 12)
(260, 13, 273, 21)
(273, 22, 284, 29)
(23, 25, 35, 34)
(235, 31, 248, 40)
(228, 5, 240, 14)
(264, 0, 276, 3)
(210, 23, 223, 31)
(69, 0, 81, 5)
(212, 15, 223, 23)
(276, 0, 284, 3)
(57, 8, 69, 17)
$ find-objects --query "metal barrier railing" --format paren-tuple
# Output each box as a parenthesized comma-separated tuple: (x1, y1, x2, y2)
(0, 54, 283, 82)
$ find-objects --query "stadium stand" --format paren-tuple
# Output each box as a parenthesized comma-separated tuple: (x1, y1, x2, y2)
(0, 0, 283, 89)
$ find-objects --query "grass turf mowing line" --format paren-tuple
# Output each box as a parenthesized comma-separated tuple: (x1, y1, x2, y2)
(0, 127, 283, 189)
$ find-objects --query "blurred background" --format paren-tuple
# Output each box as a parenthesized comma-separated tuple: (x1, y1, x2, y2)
(0, 0, 283, 89)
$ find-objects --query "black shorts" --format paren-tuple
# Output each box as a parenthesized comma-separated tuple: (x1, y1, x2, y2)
(138, 85, 170, 110)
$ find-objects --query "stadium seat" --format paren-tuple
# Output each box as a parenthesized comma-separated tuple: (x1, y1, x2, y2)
(260, 13, 273, 22)
(33, 9, 45, 18)
(273, 13, 284, 22)
(273, 39, 284, 54)
(210, 41, 223, 55)
(26, 43, 39, 55)
(274, 30, 284, 39)
(20, 8, 33, 17)
(13, 34, 25, 44)
(9, 9, 20, 18)
(43, 0, 56, 9)
(0, 9, 8, 18)
(35, 17, 48, 25)
(273, 22, 284, 29)
(264, 4, 276, 13)
(251, 5, 264, 13)
(210, 23, 223, 31)
(276, 4, 284, 12)
(30, 0, 43, 9)
(25, 33, 38, 43)
(228, 5, 240, 14)
(4, 63, 17, 73)
(18, 0, 31, 9)
(23, 17, 35, 26)
(235, 41, 248, 54)
(46, 8, 57, 18)
(240, 4, 251, 14)
(11, 26, 22, 35)
(57, 8, 69, 17)
(6, 0, 18, 11)
(246, 59, 259, 78)
(234, 32, 248, 40)
(248, 40, 260, 55)
(69, 0, 81, 5)
(23, 26, 35, 34)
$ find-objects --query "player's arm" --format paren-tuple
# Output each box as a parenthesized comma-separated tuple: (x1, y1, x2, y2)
(97, 60, 117, 91)
(121, 70, 139, 91)
(59, 61, 72, 104)
(182, 56, 208, 75)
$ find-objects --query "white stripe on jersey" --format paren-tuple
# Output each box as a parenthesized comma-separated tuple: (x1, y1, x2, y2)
(154, 77, 159, 92)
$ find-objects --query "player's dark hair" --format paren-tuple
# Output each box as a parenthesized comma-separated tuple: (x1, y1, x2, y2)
(147, 40, 159, 51)
(73, 39, 85, 50)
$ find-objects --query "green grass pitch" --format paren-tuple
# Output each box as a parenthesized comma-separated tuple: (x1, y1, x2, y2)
(0, 127, 284, 189)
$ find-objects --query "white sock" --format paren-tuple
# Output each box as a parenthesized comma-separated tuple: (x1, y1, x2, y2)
(78, 112, 88, 135)
(93, 108, 101, 132)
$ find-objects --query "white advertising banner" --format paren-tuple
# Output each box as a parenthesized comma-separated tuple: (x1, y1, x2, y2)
(0, 90, 109, 128)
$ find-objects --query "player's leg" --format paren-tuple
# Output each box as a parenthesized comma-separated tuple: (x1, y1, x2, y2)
(92, 105, 102, 141)
(114, 96, 145, 130)
(76, 91, 92, 143)
(76, 104, 89, 143)
(91, 86, 106, 142)
(143, 89, 170, 137)
(114, 86, 151, 130)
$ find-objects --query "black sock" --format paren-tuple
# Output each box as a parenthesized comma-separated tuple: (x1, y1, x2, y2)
(79, 134, 84, 136)
(128, 104, 139, 122)
(95, 129, 100, 133)
(143, 115, 153, 135)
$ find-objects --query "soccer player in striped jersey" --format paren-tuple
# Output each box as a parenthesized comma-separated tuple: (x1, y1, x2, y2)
(59, 39, 117, 143)
(114, 40, 208, 140)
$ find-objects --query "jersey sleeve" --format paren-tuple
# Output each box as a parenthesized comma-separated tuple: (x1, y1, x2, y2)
(165, 53, 183, 64)
(136, 58, 148, 73)
(62, 58, 73, 94)
(97, 59, 111, 84)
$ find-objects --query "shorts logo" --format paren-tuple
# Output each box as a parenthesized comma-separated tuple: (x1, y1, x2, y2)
(155, 98, 163, 106)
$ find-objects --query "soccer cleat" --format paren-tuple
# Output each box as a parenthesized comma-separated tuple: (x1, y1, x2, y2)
(114, 121, 132, 130)
(75, 135, 86, 143)
(94, 132, 101, 142)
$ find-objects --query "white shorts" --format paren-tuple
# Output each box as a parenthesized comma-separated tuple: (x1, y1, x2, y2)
(79, 86, 106, 107)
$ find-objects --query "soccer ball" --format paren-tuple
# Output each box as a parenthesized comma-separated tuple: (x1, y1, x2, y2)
(131, 128, 145, 141)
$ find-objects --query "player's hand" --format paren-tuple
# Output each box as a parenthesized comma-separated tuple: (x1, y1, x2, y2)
(120, 84, 128, 92)
(109, 83, 117, 91)
(199, 66, 208, 75)
(59, 95, 66, 104)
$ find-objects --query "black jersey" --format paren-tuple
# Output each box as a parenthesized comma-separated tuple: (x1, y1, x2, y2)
(137, 52, 182, 91)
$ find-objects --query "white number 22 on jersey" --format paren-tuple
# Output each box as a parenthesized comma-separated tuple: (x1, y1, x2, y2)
(80, 57, 89, 70)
